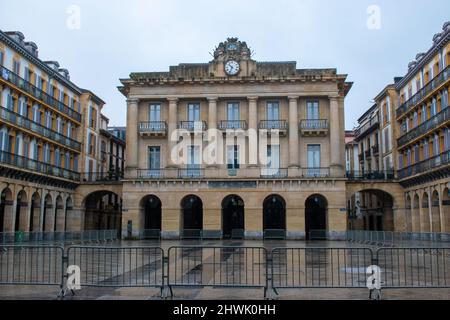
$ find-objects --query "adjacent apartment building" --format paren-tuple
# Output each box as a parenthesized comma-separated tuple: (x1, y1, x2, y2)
(349, 21, 450, 233)
(119, 37, 352, 239)
(0, 30, 121, 234)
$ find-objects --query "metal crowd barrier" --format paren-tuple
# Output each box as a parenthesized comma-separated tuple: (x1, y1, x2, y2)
(167, 246, 268, 297)
(0, 244, 449, 299)
(271, 247, 372, 293)
(346, 230, 450, 247)
(0, 245, 64, 292)
(66, 246, 164, 296)
(375, 247, 450, 289)
(0, 230, 118, 245)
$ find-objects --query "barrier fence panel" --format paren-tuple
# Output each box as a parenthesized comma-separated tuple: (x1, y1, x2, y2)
(67, 246, 164, 291)
(167, 246, 268, 296)
(376, 247, 450, 289)
(271, 248, 373, 291)
(0, 246, 64, 288)
(0, 230, 118, 245)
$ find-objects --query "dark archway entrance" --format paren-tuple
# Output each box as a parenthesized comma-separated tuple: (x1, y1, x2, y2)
(84, 191, 122, 233)
(222, 195, 245, 239)
(0, 188, 13, 232)
(305, 194, 328, 240)
(263, 195, 286, 238)
(141, 195, 162, 239)
(181, 195, 203, 238)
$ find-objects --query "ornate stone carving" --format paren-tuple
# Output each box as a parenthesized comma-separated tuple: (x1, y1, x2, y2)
(212, 37, 252, 61)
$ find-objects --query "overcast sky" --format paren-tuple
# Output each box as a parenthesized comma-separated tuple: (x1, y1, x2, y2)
(1, 0, 449, 129)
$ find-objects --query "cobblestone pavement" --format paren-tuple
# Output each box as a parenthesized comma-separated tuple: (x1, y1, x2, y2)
(1, 240, 449, 300)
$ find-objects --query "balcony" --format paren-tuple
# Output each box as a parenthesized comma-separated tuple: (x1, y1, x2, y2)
(0, 106, 81, 151)
(346, 171, 395, 181)
(299, 119, 329, 136)
(139, 121, 167, 137)
(178, 168, 205, 179)
(0, 150, 79, 181)
(258, 120, 288, 136)
(398, 151, 450, 179)
(358, 153, 364, 162)
(397, 107, 450, 148)
(0, 64, 82, 122)
(178, 121, 207, 133)
(397, 64, 450, 119)
(365, 150, 372, 158)
(301, 168, 330, 178)
(260, 168, 288, 179)
(219, 120, 248, 132)
(81, 171, 123, 183)
(372, 145, 380, 155)
(355, 115, 379, 140)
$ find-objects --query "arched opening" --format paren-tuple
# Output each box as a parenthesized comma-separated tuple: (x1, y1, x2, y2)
(65, 197, 73, 231)
(412, 194, 421, 232)
(43, 194, 53, 232)
(84, 191, 122, 232)
(141, 195, 162, 239)
(54, 196, 64, 232)
(305, 194, 328, 240)
(431, 191, 441, 233)
(442, 188, 450, 233)
(263, 195, 286, 238)
(181, 195, 203, 238)
(0, 188, 13, 232)
(348, 189, 394, 231)
(405, 195, 412, 232)
(421, 192, 431, 232)
(15, 190, 28, 232)
(221, 195, 245, 239)
(30, 192, 41, 232)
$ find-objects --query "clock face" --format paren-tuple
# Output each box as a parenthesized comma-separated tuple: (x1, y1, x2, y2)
(225, 60, 240, 76)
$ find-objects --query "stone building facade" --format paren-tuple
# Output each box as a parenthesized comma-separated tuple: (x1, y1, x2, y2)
(119, 38, 352, 239)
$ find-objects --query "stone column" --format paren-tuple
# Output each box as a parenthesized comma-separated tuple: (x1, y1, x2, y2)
(330, 96, 342, 170)
(167, 98, 179, 168)
(288, 96, 299, 167)
(207, 97, 218, 129)
(248, 96, 258, 167)
(125, 99, 139, 173)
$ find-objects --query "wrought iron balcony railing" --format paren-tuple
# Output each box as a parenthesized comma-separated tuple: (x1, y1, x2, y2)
(177, 121, 207, 132)
(0, 150, 79, 181)
(178, 168, 205, 179)
(372, 144, 380, 155)
(219, 120, 248, 130)
(301, 168, 330, 178)
(139, 121, 167, 133)
(0, 106, 81, 151)
(299, 119, 329, 130)
(397, 107, 450, 148)
(355, 115, 379, 139)
(397, 64, 450, 119)
(0, 64, 82, 122)
(398, 151, 450, 179)
(346, 171, 395, 181)
(81, 171, 124, 182)
(365, 150, 372, 158)
(258, 120, 288, 130)
(260, 168, 288, 179)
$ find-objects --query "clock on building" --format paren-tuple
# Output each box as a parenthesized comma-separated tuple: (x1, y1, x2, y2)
(224, 60, 240, 76)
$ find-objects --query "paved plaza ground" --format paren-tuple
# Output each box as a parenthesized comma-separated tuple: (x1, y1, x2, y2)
(0, 239, 449, 300)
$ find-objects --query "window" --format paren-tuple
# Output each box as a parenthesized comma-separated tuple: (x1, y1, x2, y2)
(149, 103, 161, 121)
(24, 67, 30, 82)
(55, 148, 61, 167)
(306, 101, 319, 119)
(67, 122, 72, 138)
(187, 103, 200, 122)
(43, 144, 51, 163)
(36, 75, 43, 90)
(13, 60, 20, 75)
(227, 102, 240, 121)
(384, 128, 390, 153)
(65, 153, 70, 170)
(73, 155, 78, 171)
(56, 117, 62, 133)
(307, 145, 321, 168)
(187, 145, 201, 168)
(6, 94, 13, 110)
(227, 145, 240, 169)
(442, 90, 448, 109)
(33, 105, 40, 124)
(266, 102, 279, 120)
(148, 146, 161, 171)
(431, 98, 437, 116)
(0, 51, 4, 65)
(45, 111, 52, 129)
